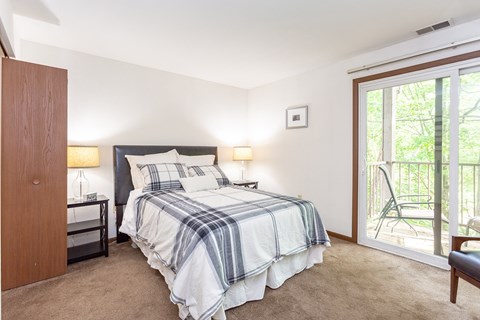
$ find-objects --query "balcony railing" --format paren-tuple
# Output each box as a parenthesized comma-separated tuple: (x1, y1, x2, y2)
(367, 161, 480, 226)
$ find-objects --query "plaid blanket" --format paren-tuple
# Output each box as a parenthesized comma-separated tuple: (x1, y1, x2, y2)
(134, 186, 330, 320)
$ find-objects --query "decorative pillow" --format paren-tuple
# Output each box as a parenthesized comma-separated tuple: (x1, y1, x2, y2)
(137, 163, 188, 192)
(188, 165, 231, 186)
(178, 154, 215, 167)
(179, 175, 219, 193)
(125, 149, 179, 189)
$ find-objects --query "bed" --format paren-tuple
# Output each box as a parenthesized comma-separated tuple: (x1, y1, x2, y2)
(114, 145, 330, 320)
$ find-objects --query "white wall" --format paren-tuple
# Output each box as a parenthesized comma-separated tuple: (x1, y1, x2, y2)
(0, 0, 14, 56)
(19, 40, 249, 241)
(247, 18, 480, 237)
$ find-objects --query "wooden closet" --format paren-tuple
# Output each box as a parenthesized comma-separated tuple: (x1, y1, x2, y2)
(1, 58, 68, 290)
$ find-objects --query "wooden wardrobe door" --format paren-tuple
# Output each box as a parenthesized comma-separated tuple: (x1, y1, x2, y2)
(1, 59, 67, 290)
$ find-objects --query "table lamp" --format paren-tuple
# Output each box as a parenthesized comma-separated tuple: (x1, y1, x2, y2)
(68, 146, 100, 200)
(233, 146, 253, 181)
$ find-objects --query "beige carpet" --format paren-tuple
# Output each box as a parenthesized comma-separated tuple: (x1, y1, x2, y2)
(2, 238, 479, 320)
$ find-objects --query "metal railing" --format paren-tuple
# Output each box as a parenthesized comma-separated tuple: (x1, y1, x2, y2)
(367, 161, 480, 226)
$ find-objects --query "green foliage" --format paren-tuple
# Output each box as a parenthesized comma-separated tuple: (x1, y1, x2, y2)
(460, 72, 480, 164)
(366, 71, 480, 225)
(366, 89, 383, 163)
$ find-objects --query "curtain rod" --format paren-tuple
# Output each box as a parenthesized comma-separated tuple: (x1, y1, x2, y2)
(347, 35, 480, 74)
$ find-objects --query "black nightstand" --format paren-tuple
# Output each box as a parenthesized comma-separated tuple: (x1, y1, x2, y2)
(232, 180, 258, 189)
(67, 195, 109, 264)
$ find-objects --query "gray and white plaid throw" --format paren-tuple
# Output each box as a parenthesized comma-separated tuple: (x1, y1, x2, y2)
(134, 186, 330, 320)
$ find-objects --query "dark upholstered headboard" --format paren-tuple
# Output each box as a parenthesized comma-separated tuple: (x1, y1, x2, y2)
(113, 145, 218, 242)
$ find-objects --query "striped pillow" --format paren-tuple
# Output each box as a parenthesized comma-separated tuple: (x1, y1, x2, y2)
(137, 163, 188, 192)
(188, 165, 231, 186)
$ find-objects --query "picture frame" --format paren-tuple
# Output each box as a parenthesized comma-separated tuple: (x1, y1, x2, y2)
(286, 105, 308, 129)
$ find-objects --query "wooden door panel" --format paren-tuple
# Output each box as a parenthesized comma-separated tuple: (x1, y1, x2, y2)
(1, 59, 67, 290)
(2, 59, 37, 288)
(33, 64, 68, 281)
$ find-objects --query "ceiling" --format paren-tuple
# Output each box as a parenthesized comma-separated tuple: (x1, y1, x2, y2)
(12, 0, 480, 89)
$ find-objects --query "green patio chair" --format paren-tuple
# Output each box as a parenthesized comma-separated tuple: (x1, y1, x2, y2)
(374, 164, 449, 239)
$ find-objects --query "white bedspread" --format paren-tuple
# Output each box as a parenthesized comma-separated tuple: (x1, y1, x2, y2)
(120, 187, 330, 320)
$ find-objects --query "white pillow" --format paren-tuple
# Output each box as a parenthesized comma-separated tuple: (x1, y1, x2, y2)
(188, 165, 231, 186)
(179, 175, 219, 193)
(178, 154, 215, 167)
(125, 149, 179, 189)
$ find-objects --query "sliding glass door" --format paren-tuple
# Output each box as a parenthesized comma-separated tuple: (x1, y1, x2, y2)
(358, 61, 480, 268)
(458, 68, 480, 243)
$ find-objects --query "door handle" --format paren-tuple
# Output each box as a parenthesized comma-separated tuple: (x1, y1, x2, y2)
(361, 155, 367, 176)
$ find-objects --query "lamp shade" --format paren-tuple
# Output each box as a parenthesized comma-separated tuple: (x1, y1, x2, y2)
(67, 146, 100, 168)
(233, 146, 253, 161)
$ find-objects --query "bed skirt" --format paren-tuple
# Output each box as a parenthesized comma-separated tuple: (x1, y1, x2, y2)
(132, 238, 326, 320)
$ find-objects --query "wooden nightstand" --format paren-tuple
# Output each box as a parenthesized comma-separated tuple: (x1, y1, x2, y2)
(67, 195, 109, 264)
(232, 180, 258, 189)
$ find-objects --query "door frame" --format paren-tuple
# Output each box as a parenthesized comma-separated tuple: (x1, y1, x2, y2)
(352, 50, 480, 246)
(358, 68, 457, 269)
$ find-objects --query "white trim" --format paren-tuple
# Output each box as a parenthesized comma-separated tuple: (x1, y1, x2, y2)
(459, 65, 480, 75)
(360, 237, 450, 269)
(449, 70, 460, 247)
(357, 85, 369, 246)
(348, 36, 480, 74)
(0, 18, 14, 57)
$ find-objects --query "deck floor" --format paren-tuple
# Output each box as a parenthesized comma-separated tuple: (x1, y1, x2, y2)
(366, 219, 480, 255)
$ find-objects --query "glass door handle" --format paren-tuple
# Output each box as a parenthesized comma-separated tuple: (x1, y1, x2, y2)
(361, 155, 367, 176)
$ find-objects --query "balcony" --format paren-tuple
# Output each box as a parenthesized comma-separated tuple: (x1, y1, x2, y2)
(366, 161, 480, 254)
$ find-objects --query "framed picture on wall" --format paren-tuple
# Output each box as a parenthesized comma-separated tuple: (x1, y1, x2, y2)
(286, 105, 308, 129)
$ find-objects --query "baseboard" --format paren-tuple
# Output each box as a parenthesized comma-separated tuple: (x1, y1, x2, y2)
(327, 230, 355, 243)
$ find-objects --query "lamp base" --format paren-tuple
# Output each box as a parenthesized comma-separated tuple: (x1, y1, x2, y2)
(72, 169, 90, 200)
(240, 160, 245, 181)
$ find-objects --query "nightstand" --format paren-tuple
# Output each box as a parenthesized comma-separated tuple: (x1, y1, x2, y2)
(232, 180, 258, 189)
(67, 195, 109, 264)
